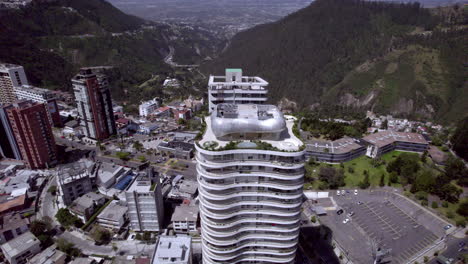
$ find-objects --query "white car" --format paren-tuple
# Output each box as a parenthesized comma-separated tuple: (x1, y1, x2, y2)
(341, 190, 346, 195)
(343, 218, 350, 224)
(354, 189, 358, 195)
(336, 190, 340, 196)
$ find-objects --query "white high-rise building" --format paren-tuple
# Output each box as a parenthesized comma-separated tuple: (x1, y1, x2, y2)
(196, 103, 305, 264)
(0, 64, 28, 104)
(207, 68, 268, 112)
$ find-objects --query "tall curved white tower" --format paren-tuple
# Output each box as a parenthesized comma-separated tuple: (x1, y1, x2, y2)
(196, 104, 305, 264)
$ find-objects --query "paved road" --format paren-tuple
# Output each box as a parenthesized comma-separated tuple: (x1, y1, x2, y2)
(38, 174, 59, 223)
(429, 236, 468, 264)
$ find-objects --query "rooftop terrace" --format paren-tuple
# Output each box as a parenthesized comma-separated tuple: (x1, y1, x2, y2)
(199, 104, 303, 152)
(306, 137, 366, 154)
(208, 68, 268, 90)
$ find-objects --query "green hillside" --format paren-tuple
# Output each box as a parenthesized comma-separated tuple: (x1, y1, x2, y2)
(0, 0, 220, 104)
(202, 0, 467, 124)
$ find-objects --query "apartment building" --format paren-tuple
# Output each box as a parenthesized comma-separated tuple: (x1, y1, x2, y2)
(363, 131, 429, 158)
(72, 68, 116, 141)
(14, 85, 62, 127)
(0, 64, 28, 104)
(196, 103, 305, 264)
(2, 101, 57, 169)
(207, 68, 268, 112)
(57, 162, 94, 206)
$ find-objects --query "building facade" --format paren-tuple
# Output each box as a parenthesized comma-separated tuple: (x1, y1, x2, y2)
(207, 69, 268, 112)
(125, 168, 164, 232)
(139, 98, 160, 117)
(72, 68, 116, 140)
(0, 106, 22, 160)
(196, 104, 305, 264)
(0, 232, 41, 264)
(2, 101, 57, 169)
(57, 162, 94, 206)
(14, 85, 62, 127)
(305, 137, 367, 163)
(363, 131, 429, 158)
(0, 64, 28, 104)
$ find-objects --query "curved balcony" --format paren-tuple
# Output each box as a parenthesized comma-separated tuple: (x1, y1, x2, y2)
(197, 152, 305, 165)
(199, 196, 302, 211)
(195, 143, 305, 157)
(200, 213, 300, 228)
(201, 221, 300, 237)
(198, 175, 304, 191)
(202, 245, 296, 264)
(198, 185, 303, 201)
(197, 165, 304, 181)
(201, 237, 298, 255)
(197, 156, 304, 170)
(202, 229, 299, 246)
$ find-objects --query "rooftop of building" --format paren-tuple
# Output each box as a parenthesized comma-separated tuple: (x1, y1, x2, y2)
(171, 204, 198, 222)
(14, 85, 53, 95)
(0, 231, 39, 256)
(158, 141, 194, 152)
(97, 201, 127, 222)
(0, 63, 23, 71)
(306, 136, 366, 154)
(69, 257, 95, 264)
(126, 171, 159, 193)
(0, 213, 28, 232)
(363, 131, 428, 148)
(153, 235, 191, 264)
(97, 163, 130, 185)
(58, 160, 95, 184)
(71, 192, 105, 214)
(199, 104, 303, 152)
(28, 245, 66, 264)
(208, 68, 268, 89)
(0, 194, 26, 214)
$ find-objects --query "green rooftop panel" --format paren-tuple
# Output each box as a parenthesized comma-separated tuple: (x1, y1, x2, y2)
(226, 68, 242, 73)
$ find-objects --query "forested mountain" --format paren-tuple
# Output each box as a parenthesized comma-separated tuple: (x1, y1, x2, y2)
(0, 0, 222, 101)
(202, 0, 467, 124)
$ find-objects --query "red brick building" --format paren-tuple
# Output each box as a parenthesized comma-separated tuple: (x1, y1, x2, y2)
(4, 101, 58, 169)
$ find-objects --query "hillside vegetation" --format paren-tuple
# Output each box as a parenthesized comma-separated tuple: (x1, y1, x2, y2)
(0, 0, 221, 103)
(202, 0, 467, 124)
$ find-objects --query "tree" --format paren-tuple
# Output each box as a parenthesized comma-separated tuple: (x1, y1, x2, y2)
(359, 173, 370, 189)
(381, 120, 388, 130)
(421, 151, 428, 163)
(133, 141, 143, 152)
(116, 151, 131, 161)
(91, 226, 111, 244)
(311, 216, 317, 223)
(379, 174, 385, 187)
(30, 220, 49, 237)
(431, 201, 438, 208)
(451, 116, 468, 161)
(389, 172, 399, 184)
(47, 185, 57, 195)
(55, 208, 83, 228)
(138, 155, 147, 163)
(456, 200, 468, 217)
(56, 238, 81, 257)
(318, 167, 345, 189)
(413, 169, 436, 193)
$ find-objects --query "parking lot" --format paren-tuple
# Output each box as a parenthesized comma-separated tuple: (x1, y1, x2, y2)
(318, 189, 449, 264)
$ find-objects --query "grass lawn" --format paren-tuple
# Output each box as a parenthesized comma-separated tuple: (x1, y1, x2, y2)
(433, 197, 468, 224)
(305, 151, 419, 189)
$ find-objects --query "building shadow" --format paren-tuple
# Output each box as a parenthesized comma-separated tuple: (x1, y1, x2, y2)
(299, 225, 341, 264)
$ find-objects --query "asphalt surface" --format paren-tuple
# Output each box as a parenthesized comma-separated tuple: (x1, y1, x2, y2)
(320, 189, 449, 264)
(429, 236, 468, 264)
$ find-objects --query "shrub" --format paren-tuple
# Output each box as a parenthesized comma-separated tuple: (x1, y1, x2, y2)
(431, 201, 438, 208)
(311, 216, 317, 223)
(415, 191, 428, 201)
(433, 251, 439, 256)
(442, 201, 449, 208)
(446, 211, 455, 219)
(455, 219, 466, 227)
(348, 166, 354, 173)
(424, 256, 429, 263)
(421, 200, 428, 206)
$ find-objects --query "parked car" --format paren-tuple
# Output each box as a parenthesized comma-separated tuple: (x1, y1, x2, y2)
(336, 190, 340, 196)
(341, 190, 346, 195)
(343, 218, 350, 224)
(444, 224, 452, 230)
(354, 189, 358, 195)
(336, 209, 344, 215)
(347, 212, 355, 217)
(357, 201, 363, 205)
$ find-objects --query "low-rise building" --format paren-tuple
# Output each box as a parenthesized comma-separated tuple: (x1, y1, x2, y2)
(97, 201, 128, 230)
(138, 122, 159, 135)
(0, 231, 41, 264)
(363, 131, 429, 158)
(305, 137, 367, 163)
(139, 98, 160, 117)
(163, 78, 180, 88)
(57, 161, 95, 206)
(28, 245, 67, 264)
(0, 213, 29, 244)
(69, 192, 106, 222)
(152, 234, 192, 264)
(125, 168, 164, 232)
(157, 141, 194, 160)
(152, 106, 172, 118)
(171, 204, 198, 234)
(96, 162, 131, 189)
(168, 180, 197, 201)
